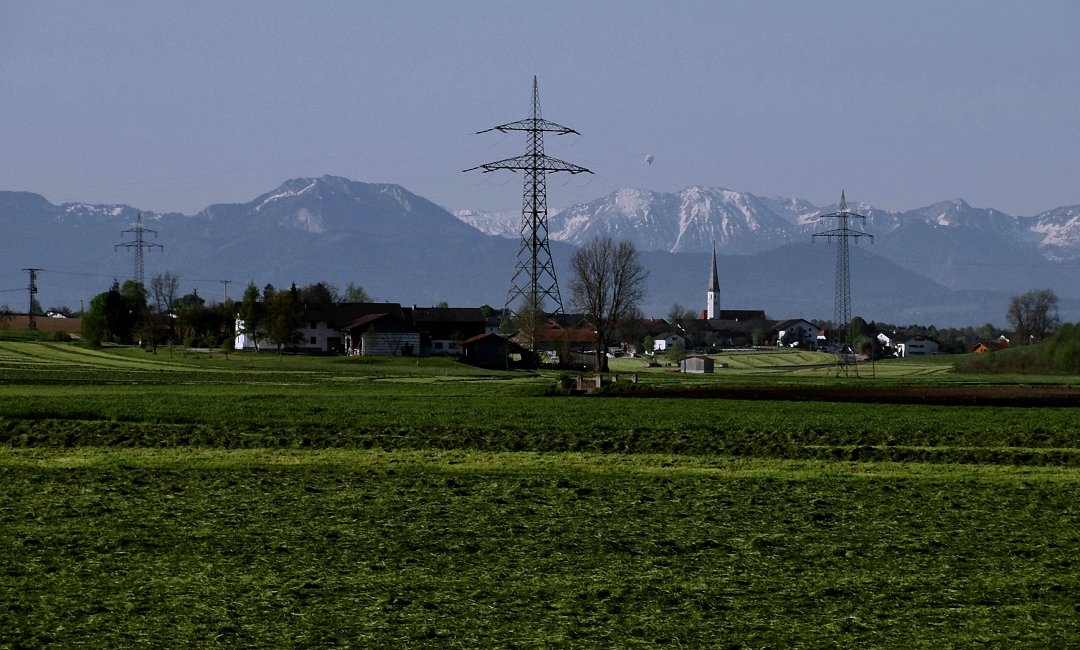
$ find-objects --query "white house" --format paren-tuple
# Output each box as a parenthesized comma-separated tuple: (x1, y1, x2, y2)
(653, 331, 686, 352)
(235, 303, 417, 354)
(897, 335, 939, 357)
(772, 319, 819, 348)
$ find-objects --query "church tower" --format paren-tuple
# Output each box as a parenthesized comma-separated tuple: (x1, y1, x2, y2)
(706, 243, 720, 319)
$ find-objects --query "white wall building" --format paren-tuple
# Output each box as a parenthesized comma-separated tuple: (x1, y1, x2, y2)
(653, 332, 686, 352)
(897, 335, 939, 357)
(773, 319, 819, 348)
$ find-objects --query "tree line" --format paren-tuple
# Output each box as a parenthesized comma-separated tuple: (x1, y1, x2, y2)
(81, 274, 370, 350)
(846, 288, 1062, 356)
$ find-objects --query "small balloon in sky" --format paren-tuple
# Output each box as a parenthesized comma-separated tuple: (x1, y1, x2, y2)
(645, 154, 654, 165)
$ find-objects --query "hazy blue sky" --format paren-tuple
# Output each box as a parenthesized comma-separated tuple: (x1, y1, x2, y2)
(2, 1, 1077, 216)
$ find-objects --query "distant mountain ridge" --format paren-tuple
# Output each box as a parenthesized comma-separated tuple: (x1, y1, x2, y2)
(462, 186, 1080, 262)
(2, 175, 1079, 327)
(458, 187, 1080, 314)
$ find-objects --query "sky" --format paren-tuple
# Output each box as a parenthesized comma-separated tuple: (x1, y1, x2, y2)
(2, 1, 1077, 217)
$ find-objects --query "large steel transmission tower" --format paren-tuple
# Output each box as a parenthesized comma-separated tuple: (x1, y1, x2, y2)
(464, 76, 592, 335)
(813, 191, 873, 375)
(114, 213, 163, 287)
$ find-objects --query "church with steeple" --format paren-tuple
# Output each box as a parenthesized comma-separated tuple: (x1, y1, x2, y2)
(677, 243, 821, 349)
(699, 243, 765, 323)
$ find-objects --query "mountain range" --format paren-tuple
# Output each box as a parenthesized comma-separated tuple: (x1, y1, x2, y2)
(3, 176, 1078, 328)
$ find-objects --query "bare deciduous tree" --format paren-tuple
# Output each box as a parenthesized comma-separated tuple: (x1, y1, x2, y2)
(569, 237, 649, 372)
(667, 303, 697, 327)
(1007, 288, 1060, 344)
(150, 272, 179, 314)
(150, 271, 180, 341)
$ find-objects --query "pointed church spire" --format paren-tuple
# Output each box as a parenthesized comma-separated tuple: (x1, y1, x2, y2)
(706, 242, 721, 319)
(708, 242, 720, 293)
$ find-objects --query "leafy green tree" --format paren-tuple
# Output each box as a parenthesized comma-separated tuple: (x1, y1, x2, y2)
(174, 291, 205, 343)
(976, 322, 998, 342)
(120, 281, 152, 345)
(751, 327, 765, 347)
(265, 286, 303, 353)
(848, 316, 870, 344)
(239, 282, 263, 351)
(298, 282, 337, 304)
(665, 340, 686, 363)
(1039, 322, 1080, 373)
(341, 282, 370, 303)
(83, 281, 133, 345)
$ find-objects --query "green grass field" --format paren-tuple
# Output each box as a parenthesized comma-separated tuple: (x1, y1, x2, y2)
(2, 342, 1080, 647)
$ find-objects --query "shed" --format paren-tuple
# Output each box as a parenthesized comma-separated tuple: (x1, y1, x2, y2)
(680, 355, 715, 374)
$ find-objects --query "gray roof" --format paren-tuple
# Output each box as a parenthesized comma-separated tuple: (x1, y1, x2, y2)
(708, 244, 720, 293)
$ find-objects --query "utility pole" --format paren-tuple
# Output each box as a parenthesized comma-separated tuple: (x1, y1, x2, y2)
(812, 191, 873, 376)
(220, 280, 231, 304)
(464, 76, 592, 344)
(22, 268, 42, 330)
(115, 213, 163, 287)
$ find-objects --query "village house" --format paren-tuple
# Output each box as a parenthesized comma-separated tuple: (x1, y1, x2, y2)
(971, 340, 1009, 354)
(408, 306, 499, 356)
(460, 332, 535, 369)
(236, 302, 420, 356)
(897, 335, 939, 357)
(653, 331, 686, 352)
(772, 319, 819, 348)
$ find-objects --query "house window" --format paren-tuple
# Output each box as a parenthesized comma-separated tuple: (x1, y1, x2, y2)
(310, 336, 317, 345)
(310, 321, 317, 330)
(434, 341, 444, 350)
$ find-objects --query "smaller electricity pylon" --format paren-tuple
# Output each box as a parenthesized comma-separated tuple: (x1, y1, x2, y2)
(115, 213, 163, 287)
(464, 76, 592, 345)
(813, 191, 873, 376)
(22, 268, 42, 330)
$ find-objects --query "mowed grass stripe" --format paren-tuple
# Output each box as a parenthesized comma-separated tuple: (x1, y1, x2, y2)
(0, 342, 199, 370)
(4, 447, 1080, 481)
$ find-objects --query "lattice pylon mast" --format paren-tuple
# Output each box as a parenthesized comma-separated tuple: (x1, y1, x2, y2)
(114, 212, 163, 287)
(22, 267, 42, 330)
(812, 191, 873, 376)
(464, 76, 592, 337)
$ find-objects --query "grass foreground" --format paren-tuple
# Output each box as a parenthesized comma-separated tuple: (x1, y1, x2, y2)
(2, 342, 1080, 647)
